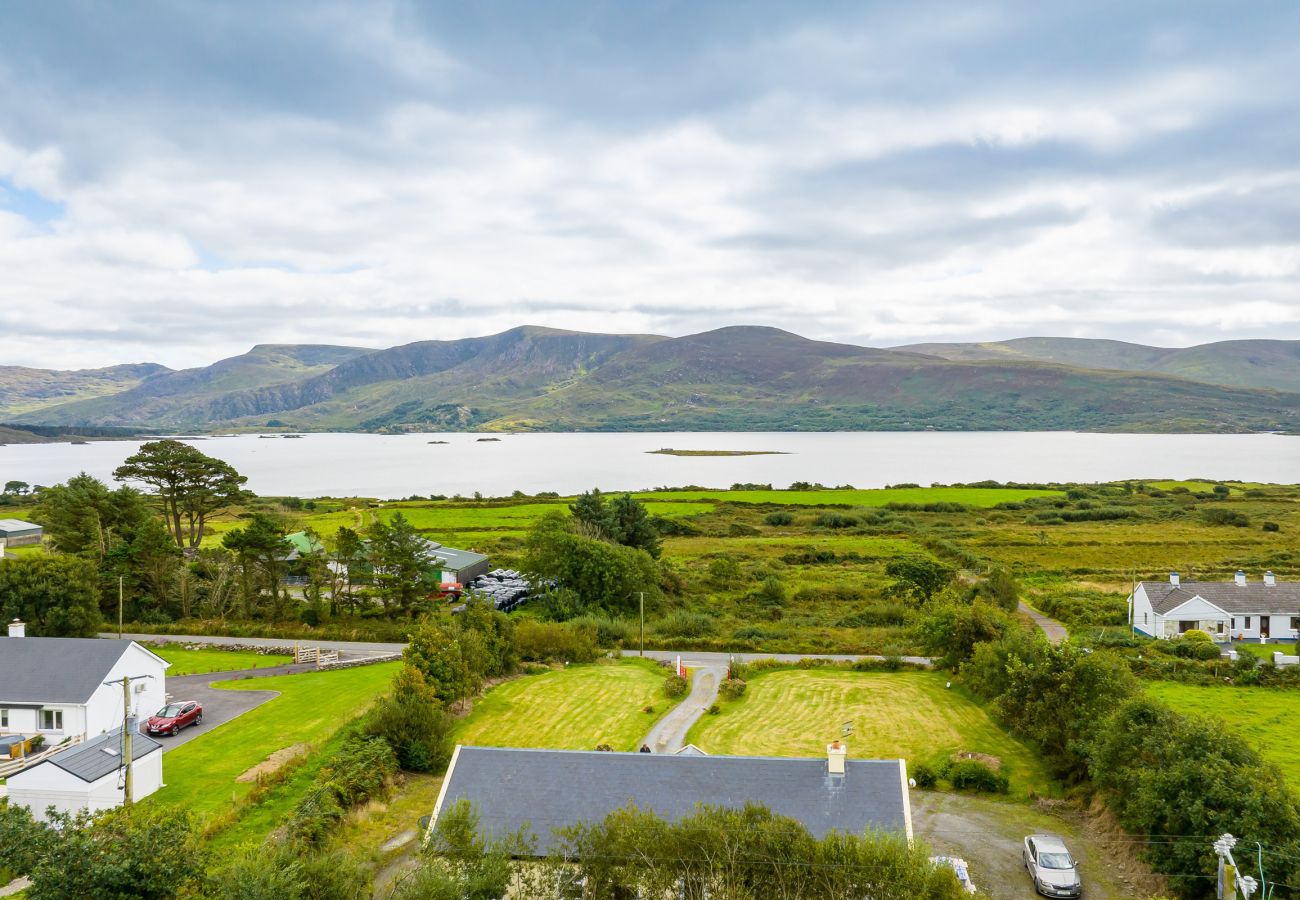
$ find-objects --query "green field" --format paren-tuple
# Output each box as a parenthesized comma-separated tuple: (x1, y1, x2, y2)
(631, 487, 1062, 507)
(151, 662, 399, 818)
(1147, 681, 1300, 792)
(686, 669, 1051, 798)
(455, 659, 674, 752)
(152, 646, 293, 675)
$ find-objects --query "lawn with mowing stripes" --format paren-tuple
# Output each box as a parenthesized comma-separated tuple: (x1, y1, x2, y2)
(455, 659, 674, 752)
(150, 662, 399, 818)
(686, 669, 1051, 798)
(151, 646, 292, 675)
(1146, 681, 1300, 792)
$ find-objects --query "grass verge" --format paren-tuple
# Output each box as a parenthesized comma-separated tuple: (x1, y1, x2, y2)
(151, 646, 293, 675)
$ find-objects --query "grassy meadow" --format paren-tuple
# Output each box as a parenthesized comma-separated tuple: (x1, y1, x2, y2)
(151, 645, 293, 675)
(686, 668, 1051, 798)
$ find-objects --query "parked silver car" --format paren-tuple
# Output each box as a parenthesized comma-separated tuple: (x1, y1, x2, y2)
(1023, 834, 1082, 897)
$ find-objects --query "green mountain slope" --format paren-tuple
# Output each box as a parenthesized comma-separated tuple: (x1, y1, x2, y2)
(0, 362, 170, 419)
(898, 337, 1300, 392)
(11, 327, 1300, 433)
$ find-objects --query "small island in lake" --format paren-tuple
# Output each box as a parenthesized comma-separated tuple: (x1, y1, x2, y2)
(648, 448, 789, 457)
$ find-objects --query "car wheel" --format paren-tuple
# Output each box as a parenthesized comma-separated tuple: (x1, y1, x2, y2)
(196, 713, 203, 726)
(170, 725, 179, 737)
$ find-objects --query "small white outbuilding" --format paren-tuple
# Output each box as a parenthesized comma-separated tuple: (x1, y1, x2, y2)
(5, 724, 164, 822)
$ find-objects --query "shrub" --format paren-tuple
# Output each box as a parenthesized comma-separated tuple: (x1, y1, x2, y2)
(1263, 521, 1281, 532)
(946, 759, 1009, 793)
(718, 678, 747, 700)
(731, 625, 787, 642)
(663, 674, 689, 698)
(1201, 508, 1251, 527)
(814, 512, 859, 529)
(707, 556, 742, 583)
(706, 704, 721, 715)
(1181, 629, 1212, 644)
(571, 614, 634, 646)
(655, 610, 718, 639)
(513, 620, 599, 662)
(763, 511, 794, 526)
(911, 762, 938, 789)
(756, 575, 787, 607)
(837, 605, 910, 628)
(365, 668, 455, 773)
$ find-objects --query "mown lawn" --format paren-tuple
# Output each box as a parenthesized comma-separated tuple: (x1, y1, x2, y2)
(686, 669, 1051, 798)
(152, 646, 293, 675)
(1147, 681, 1300, 792)
(150, 662, 399, 818)
(455, 659, 673, 752)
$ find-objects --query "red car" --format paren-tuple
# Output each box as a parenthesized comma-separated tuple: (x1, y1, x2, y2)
(146, 701, 203, 736)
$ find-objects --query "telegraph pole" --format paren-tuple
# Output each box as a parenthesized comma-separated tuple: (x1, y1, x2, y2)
(104, 674, 153, 808)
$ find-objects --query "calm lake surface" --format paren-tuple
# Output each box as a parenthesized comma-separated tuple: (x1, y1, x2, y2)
(1, 432, 1297, 498)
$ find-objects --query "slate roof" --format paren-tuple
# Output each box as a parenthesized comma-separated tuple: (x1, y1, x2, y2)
(0, 519, 42, 534)
(419, 539, 488, 571)
(1143, 581, 1300, 616)
(435, 746, 910, 853)
(0, 638, 138, 703)
(45, 722, 161, 784)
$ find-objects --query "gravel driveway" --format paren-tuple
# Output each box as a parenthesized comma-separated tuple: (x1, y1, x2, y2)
(641, 665, 726, 753)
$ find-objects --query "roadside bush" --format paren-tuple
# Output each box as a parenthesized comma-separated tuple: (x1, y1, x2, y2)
(763, 511, 794, 526)
(718, 678, 747, 700)
(663, 674, 689, 698)
(655, 610, 717, 639)
(513, 620, 598, 662)
(571, 614, 634, 646)
(836, 604, 909, 628)
(365, 667, 455, 773)
(911, 762, 938, 789)
(731, 625, 788, 643)
(945, 759, 1009, 794)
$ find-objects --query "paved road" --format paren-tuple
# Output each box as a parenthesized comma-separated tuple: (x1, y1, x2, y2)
(641, 665, 726, 753)
(107, 632, 404, 656)
(637, 649, 933, 667)
(141, 663, 313, 752)
(1017, 602, 1069, 644)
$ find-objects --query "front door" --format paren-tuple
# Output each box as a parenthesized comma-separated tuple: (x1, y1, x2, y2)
(1262, 617, 1271, 639)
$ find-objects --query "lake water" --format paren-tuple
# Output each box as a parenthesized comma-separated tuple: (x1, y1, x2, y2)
(1, 432, 1297, 498)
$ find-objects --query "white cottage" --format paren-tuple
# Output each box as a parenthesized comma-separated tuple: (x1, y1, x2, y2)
(5, 724, 164, 821)
(1130, 571, 1300, 641)
(0, 622, 169, 744)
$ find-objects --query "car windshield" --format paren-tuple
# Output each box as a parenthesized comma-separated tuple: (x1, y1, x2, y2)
(1039, 851, 1074, 869)
(157, 705, 183, 718)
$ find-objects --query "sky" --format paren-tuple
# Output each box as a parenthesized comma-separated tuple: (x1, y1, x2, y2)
(2, 1, 1299, 370)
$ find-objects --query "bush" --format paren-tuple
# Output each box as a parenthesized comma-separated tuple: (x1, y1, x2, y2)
(727, 523, 760, 537)
(365, 668, 455, 773)
(1263, 521, 1281, 532)
(1181, 628, 1212, 644)
(211, 844, 370, 900)
(706, 704, 721, 715)
(718, 678, 747, 700)
(946, 759, 1009, 793)
(513, 620, 599, 662)
(663, 674, 689, 698)
(763, 511, 794, 526)
(571, 614, 634, 646)
(911, 762, 938, 789)
(814, 512, 858, 529)
(836, 605, 910, 628)
(1202, 508, 1251, 528)
(655, 610, 717, 639)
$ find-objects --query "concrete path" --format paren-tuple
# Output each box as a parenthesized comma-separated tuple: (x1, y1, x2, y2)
(0, 877, 30, 898)
(641, 665, 726, 753)
(1017, 602, 1068, 644)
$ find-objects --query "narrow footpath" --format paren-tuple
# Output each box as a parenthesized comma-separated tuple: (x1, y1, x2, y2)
(1018, 602, 1068, 643)
(640, 665, 726, 754)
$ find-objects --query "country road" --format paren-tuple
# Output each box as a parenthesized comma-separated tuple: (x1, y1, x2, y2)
(1017, 602, 1069, 643)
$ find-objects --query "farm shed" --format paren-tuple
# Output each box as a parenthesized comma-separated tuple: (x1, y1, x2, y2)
(0, 518, 43, 547)
(420, 539, 490, 585)
(5, 724, 163, 821)
(430, 742, 913, 853)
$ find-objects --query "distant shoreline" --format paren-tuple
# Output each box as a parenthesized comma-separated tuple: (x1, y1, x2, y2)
(647, 448, 789, 457)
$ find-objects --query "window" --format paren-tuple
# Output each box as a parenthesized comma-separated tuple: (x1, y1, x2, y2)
(1291, 617, 1300, 632)
(40, 709, 63, 731)
(1178, 620, 1196, 633)
(1143, 613, 1149, 624)
(1245, 617, 1252, 629)
(0, 708, 8, 728)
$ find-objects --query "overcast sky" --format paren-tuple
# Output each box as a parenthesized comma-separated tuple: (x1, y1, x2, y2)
(3, 1, 1299, 370)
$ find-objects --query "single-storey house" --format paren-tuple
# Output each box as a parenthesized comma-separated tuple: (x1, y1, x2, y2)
(0, 622, 170, 744)
(5, 723, 164, 821)
(1130, 571, 1300, 641)
(0, 518, 43, 547)
(280, 530, 325, 562)
(418, 539, 490, 586)
(429, 742, 913, 854)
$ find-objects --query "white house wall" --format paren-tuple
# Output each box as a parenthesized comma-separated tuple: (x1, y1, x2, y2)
(5, 749, 163, 822)
(92, 645, 168, 737)
(1131, 585, 1156, 637)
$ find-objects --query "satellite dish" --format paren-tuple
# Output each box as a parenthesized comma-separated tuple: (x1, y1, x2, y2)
(841, 721, 854, 736)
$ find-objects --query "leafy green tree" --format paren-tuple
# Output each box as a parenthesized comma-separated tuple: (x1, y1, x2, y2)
(26, 806, 206, 900)
(525, 512, 659, 616)
(916, 599, 1012, 668)
(368, 512, 438, 615)
(328, 526, 366, 615)
(609, 492, 662, 557)
(3, 479, 29, 495)
(113, 439, 247, 549)
(883, 557, 954, 605)
(365, 665, 456, 773)
(393, 799, 539, 900)
(405, 618, 473, 706)
(0, 556, 101, 636)
(966, 567, 1019, 613)
(569, 488, 616, 538)
(0, 801, 51, 880)
(221, 513, 292, 618)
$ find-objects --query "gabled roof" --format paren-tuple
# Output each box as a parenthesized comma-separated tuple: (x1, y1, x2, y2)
(435, 746, 910, 854)
(418, 539, 488, 571)
(0, 639, 162, 704)
(43, 723, 161, 784)
(0, 519, 42, 533)
(1142, 581, 1300, 616)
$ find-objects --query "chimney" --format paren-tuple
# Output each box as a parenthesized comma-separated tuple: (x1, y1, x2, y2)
(827, 739, 847, 776)
(8, 619, 25, 638)
(1235, 570, 1247, 587)
(1169, 572, 1180, 587)
(1265, 571, 1276, 587)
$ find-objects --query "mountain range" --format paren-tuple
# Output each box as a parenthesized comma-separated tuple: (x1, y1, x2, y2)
(3, 327, 1298, 434)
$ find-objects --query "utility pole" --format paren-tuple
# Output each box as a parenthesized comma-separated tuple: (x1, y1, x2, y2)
(104, 674, 152, 808)
(1214, 833, 1260, 899)
(639, 591, 645, 657)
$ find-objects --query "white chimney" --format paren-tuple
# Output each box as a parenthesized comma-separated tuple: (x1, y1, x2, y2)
(8, 619, 25, 638)
(1264, 571, 1276, 587)
(827, 739, 847, 776)
(1235, 570, 1247, 587)
(1169, 572, 1180, 587)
